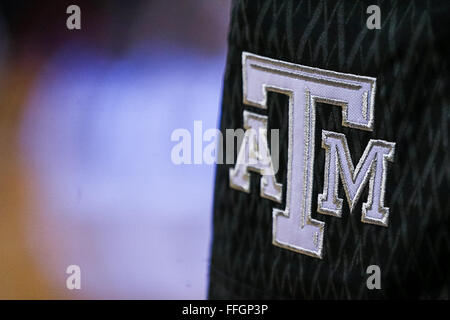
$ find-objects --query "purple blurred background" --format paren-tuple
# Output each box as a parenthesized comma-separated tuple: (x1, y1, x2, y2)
(0, 0, 230, 299)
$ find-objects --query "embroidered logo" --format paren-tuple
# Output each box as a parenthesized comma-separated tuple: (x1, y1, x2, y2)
(229, 52, 395, 259)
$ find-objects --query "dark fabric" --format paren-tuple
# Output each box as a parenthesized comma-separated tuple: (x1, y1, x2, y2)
(208, 0, 450, 299)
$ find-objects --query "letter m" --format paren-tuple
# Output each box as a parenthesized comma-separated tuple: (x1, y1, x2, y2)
(318, 130, 395, 226)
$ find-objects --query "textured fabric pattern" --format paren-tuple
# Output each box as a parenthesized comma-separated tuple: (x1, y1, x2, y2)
(209, 0, 450, 299)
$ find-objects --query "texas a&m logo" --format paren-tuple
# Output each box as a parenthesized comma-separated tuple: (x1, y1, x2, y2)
(229, 52, 395, 259)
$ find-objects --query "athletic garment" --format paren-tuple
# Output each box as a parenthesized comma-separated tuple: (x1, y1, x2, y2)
(209, 0, 449, 299)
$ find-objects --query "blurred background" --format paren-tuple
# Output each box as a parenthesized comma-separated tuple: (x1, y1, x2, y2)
(0, 0, 230, 299)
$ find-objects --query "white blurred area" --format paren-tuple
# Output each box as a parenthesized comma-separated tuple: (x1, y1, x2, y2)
(0, 0, 230, 299)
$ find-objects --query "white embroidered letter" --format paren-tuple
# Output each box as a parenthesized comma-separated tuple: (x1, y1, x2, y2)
(318, 131, 395, 226)
(230, 111, 282, 203)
